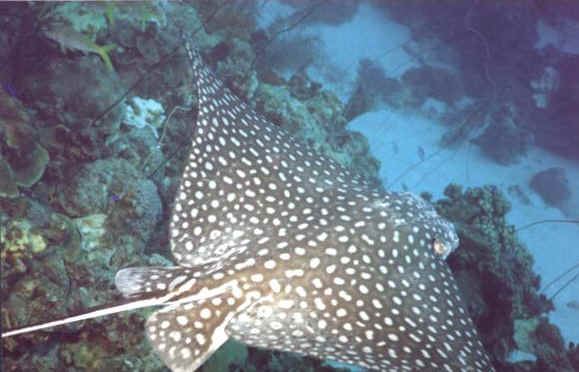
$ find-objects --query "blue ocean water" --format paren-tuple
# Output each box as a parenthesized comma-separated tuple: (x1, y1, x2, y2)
(1, 1, 578, 371)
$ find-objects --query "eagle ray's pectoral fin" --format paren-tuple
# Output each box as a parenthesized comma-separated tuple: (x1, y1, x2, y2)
(145, 288, 258, 372)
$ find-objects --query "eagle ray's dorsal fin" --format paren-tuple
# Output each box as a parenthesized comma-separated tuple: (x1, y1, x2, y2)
(144, 286, 259, 372)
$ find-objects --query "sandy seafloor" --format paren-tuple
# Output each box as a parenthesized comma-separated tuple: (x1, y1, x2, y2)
(257, 1, 579, 350)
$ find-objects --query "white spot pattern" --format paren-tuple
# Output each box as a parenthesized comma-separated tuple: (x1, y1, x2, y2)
(117, 45, 495, 372)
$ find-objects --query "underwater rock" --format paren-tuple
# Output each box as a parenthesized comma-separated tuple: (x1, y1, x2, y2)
(0, 84, 37, 147)
(0, 87, 50, 196)
(530, 167, 571, 207)
(535, 319, 565, 353)
(288, 68, 321, 100)
(60, 341, 111, 370)
(74, 213, 108, 252)
(253, 82, 379, 184)
(1, 219, 48, 265)
(254, 82, 324, 140)
(21, 55, 124, 137)
(533, 319, 575, 372)
(256, 65, 286, 87)
(328, 130, 381, 187)
(345, 59, 402, 121)
(0, 197, 79, 278)
(569, 344, 579, 371)
(256, 29, 321, 75)
(43, 23, 116, 72)
(227, 345, 347, 372)
(136, 32, 162, 65)
(0, 157, 19, 198)
(514, 317, 541, 354)
(200, 340, 248, 372)
(1, 194, 165, 371)
(535, 53, 579, 160)
(435, 184, 550, 362)
(472, 104, 534, 165)
(10, 143, 50, 188)
(58, 158, 162, 243)
(0, 143, 50, 197)
(531, 66, 559, 109)
(48, 2, 110, 35)
(344, 85, 375, 122)
(401, 65, 464, 107)
(437, 183, 578, 370)
(1, 198, 83, 361)
(283, 0, 359, 26)
(304, 89, 344, 127)
(213, 38, 259, 101)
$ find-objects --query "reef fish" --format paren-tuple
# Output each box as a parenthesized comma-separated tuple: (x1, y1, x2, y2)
(2, 43, 495, 372)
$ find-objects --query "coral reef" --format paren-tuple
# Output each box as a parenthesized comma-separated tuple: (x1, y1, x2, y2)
(58, 158, 163, 244)
(253, 71, 379, 185)
(344, 58, 402, 121)
(530, 167, 572, 207)
(213, 38, 259, 100)
(433, 184, 577, 370)
(472, 104, 534, 165)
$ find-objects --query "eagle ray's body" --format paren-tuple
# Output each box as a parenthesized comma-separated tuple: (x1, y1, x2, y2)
(2, 44, 495, 372)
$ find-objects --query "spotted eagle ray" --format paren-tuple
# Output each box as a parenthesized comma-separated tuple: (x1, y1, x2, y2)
(2, 43, 495, 372)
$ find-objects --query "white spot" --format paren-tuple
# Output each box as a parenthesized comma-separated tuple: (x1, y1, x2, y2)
(314, 298, 326, 310)
(279, 300, 294, 309)
(312, 278, 323, 288)
(200, 308, 212, 319)
(325, 248, 337, 256)
(393, 230, 400, 243)
(270, 279, 281, 293)
(285, 269, 304, 278)
(169, 331, 181, 342)
(195, 333, 206, 345)
(180, 347, 192, 359)
(388, 333, 399, 342)
(251, 274, 264, 282)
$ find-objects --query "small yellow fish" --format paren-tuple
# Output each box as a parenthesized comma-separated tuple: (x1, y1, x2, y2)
(44, 25, 116, 72)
